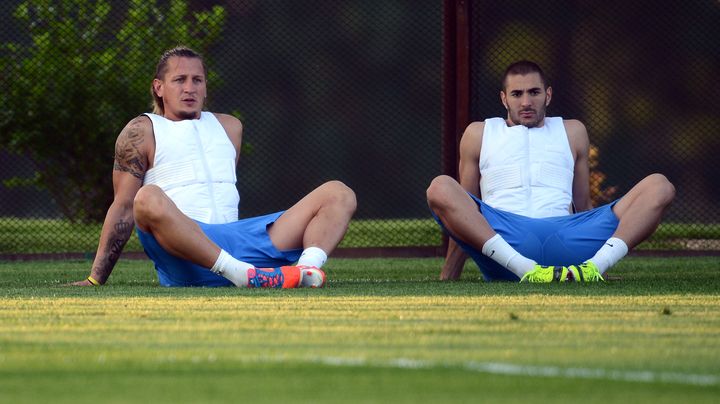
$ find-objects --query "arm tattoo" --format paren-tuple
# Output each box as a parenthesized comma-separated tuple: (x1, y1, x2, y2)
(92, 219, 133, 279)
(108, 220, 133, 264)
(114, 119, 147, 179)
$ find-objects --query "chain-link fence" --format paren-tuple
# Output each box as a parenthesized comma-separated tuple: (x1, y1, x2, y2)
(468, 0, 720, 251)
(0, 0, 443, 256)
(0, 0, 718, 257)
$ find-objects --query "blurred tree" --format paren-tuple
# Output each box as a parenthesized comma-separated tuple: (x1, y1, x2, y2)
(588, 144, 617, 207)
(0, 0, 225, 222)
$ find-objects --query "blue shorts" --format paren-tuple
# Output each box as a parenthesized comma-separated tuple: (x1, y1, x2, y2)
(433, 194, 620, 282)
(137, 211, 302, 287)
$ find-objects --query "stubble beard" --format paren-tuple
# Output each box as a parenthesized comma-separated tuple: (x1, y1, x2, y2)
(510, 106, 546, 128)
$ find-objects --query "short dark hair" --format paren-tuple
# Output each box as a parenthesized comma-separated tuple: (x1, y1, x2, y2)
(502, 60, 548, 90)
(151, 46, 207, 115)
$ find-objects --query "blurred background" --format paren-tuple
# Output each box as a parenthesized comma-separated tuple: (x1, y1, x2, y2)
(1, 0, 718, 257)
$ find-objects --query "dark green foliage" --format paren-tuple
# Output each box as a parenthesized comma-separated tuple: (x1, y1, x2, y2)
(0, 0, 225, 222)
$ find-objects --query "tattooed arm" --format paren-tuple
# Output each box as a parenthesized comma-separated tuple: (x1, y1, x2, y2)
(71, 116, 151, 286)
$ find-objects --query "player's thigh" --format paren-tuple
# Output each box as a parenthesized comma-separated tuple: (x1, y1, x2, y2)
(134, 185, 181, 231)
(611, 174, 660, 219)
(267, 181, 347, 250)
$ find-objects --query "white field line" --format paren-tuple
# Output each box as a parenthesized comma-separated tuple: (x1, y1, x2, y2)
(309, 356, 720, 387)
(142, 354, 718, 386)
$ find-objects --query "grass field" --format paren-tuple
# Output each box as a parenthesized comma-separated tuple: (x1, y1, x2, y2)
(1, 256, 719, 403)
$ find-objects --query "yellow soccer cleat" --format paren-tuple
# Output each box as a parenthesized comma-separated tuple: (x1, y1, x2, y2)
(521, 261, 604, 283)
(521, 265, 570, 282)
(565, 261, 604, 282)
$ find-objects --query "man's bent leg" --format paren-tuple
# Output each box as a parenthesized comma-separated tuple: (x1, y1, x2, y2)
(587, 174, 675, 274)
(427, 175, 537, 279)
(134, 185, 253, 286)
(427, 176, 496, 246)
(134, 185, 220, 267)
(610, 173, 675, 248)
(268, 181, 356, 253)
(267, 181, 356, 287)
(535, 173, 676, 280)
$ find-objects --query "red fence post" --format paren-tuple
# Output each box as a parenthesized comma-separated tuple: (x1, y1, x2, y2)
(441, 0, 471, 252)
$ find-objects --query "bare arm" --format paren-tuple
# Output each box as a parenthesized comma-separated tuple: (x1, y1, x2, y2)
(440, 240, 467, 280)
(214, 113, 243, 165)
(440, 122, 484, 280)
(565, 119, 593, 212)
(71, 117, 150, 285)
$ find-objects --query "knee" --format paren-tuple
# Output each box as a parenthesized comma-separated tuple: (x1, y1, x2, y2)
(646, 173, 676, 206)
(322, 180, 357, 215)
(426, 175, 458, 210)
(133, 185, 168, 223)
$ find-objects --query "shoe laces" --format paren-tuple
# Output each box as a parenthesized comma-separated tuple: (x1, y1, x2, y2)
(571, 263, 604, 282)
(580, 265, 603, 282)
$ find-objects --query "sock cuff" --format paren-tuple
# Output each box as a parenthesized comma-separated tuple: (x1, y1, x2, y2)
(303, 246, 327, 256)
(481, 234, 502, 256)
(211, 249, 232, 274)
(607, 237, 629, 253)
(587, 237, 630, 274)
(480, 234, 502, 255)
(298, 246, 328, 268)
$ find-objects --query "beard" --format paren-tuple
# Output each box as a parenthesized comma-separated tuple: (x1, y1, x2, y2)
(176, 110, 201, 120)
(509, 106, 546, 128)
(508, 98, 547, 128)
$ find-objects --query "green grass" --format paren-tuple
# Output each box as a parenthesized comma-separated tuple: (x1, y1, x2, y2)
(1, 256, 719, 403)
(1, 217, 718, 253)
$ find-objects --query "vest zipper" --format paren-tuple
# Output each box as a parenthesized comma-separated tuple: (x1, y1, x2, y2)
(192, 116, 220, 223)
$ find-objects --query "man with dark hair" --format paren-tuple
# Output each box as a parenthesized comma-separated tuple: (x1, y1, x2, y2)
(73, 46, 356, 288)
(427, 60, 675, 282)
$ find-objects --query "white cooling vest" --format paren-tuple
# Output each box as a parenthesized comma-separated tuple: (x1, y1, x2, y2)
(143, 112, 239, 224)
(479, 117, 574, 218)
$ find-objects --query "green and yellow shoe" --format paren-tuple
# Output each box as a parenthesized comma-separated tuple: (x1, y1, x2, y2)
(520, 265, 570, 282)
(565, 261, 604, 282)
(520, 261, 604, 283)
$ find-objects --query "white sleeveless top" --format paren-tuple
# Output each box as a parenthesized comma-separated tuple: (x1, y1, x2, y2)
(479, 117, 574, 218)
(143, 112, 239, 224)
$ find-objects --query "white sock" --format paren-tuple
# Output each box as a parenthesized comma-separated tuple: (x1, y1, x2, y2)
(587, 237, 628, 274)
(482, 234, 536, 278)
(297, 246, 327, 268)
(210, 249, 254, 287)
